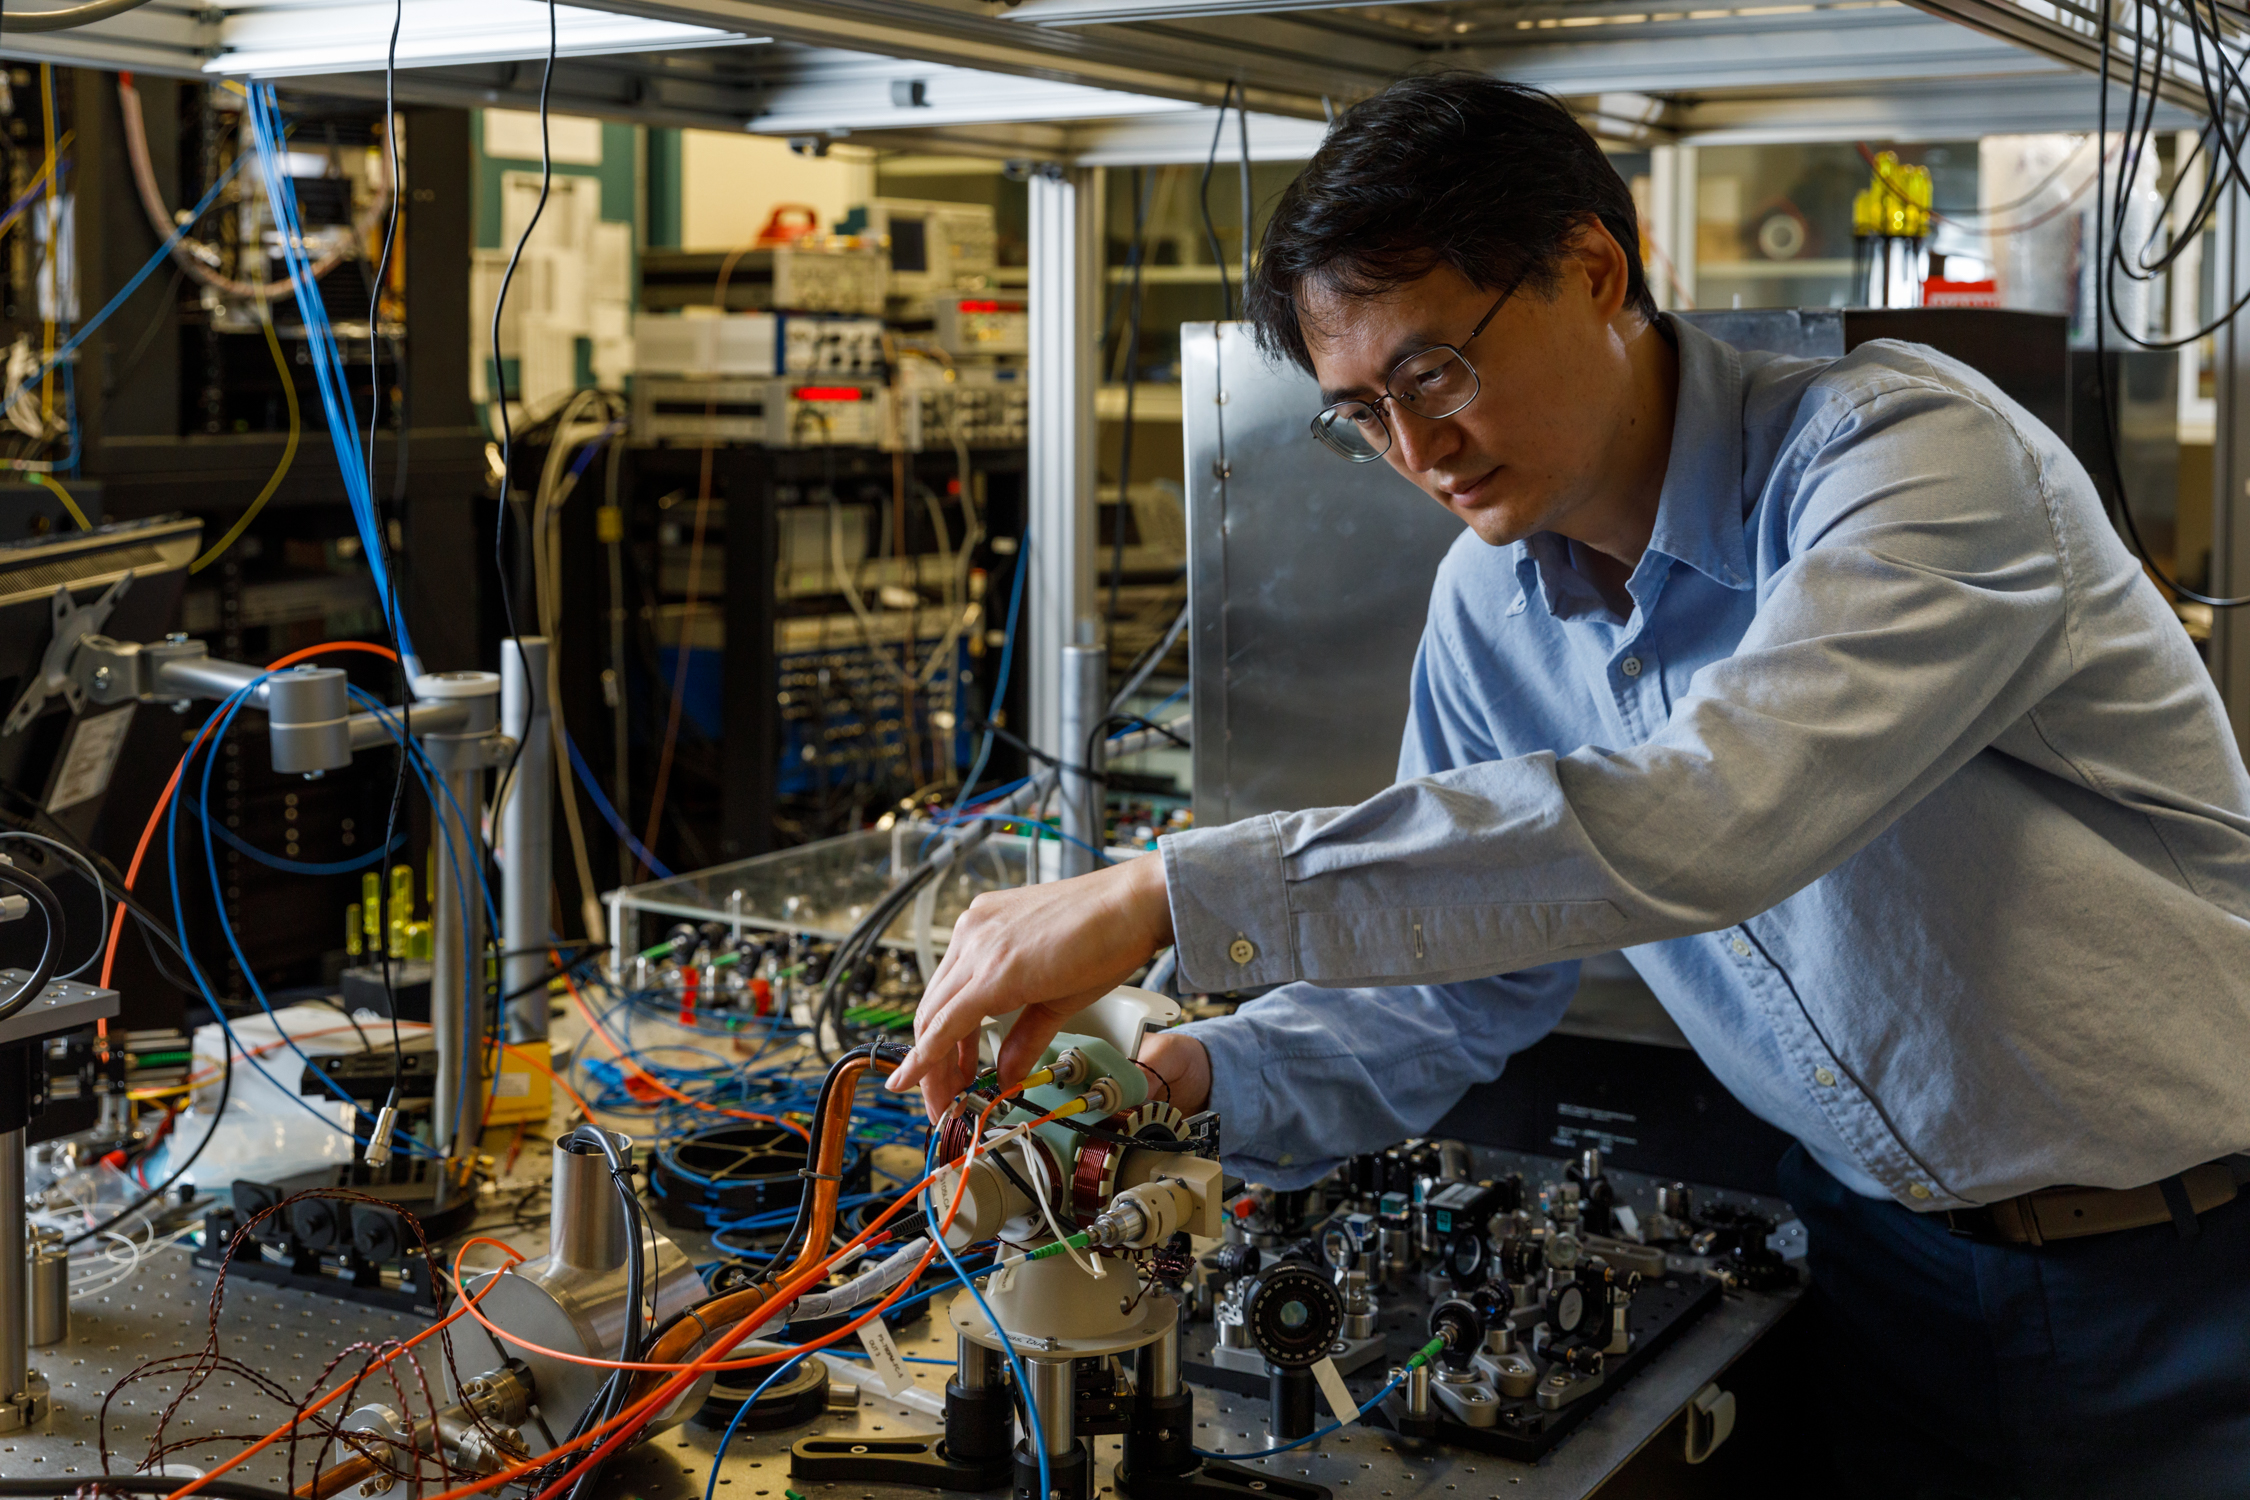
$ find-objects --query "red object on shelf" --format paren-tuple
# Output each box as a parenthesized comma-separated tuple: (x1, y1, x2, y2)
(755, 204, 820, 247)
(793, 386, 865, 402)
(955, 299, 1023, 314)
(751, 977, 774, 1017)
(1923, 278, 2000, 308)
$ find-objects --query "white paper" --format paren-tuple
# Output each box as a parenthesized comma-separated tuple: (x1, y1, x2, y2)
(858, 1317, 914, 1396)
(1310, 1356, 1360, 1429)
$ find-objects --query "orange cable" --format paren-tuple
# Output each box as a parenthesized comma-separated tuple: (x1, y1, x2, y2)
(162, 1235, 521, 1500)
(560, 965, 809, 1140)
(99, 641, 400, 996)
(97, 642, 400, 1049)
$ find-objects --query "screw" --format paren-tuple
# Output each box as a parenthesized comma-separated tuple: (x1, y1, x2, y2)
(89, 666, 110, 690)
(164, 632, 188, 644)
(302, 770, 325, 780)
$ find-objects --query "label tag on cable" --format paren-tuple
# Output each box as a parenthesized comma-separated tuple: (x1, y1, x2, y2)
(1311, 1356, 1360, 1429)
(988, 1251, 1024, 1296)
(858, 1318, 914, 1396)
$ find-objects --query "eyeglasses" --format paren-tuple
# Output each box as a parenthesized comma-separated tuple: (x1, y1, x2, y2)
(1308, 278, 1520, 463)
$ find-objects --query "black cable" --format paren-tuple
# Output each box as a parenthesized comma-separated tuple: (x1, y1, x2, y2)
(484, 0, 559, 901)
(1198, 81, 1237, 321)
(560, 1122, 644, 1500)
(1109, 167, 1151, 628)
(365, 0, 411, 1115)
(0, 866, 62, 1023)
(64, 1016, 230, 1247)
(2092, 0, 2250, 608)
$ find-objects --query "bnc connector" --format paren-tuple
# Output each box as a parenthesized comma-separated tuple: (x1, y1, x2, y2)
(1086, 1198, 1151, 1249)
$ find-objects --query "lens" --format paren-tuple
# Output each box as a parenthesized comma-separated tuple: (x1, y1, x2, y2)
(1311, 402, 1389, 462)
(1389, 346, 1478, 418)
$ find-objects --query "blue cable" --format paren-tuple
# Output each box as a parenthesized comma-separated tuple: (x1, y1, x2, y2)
(247, 86, 412, 663)
(564, 729, 671, 878)
(177, 796, 405, 875)
(1190, 1373, 1402, 1462)
(939, 814, 1107, 864)
(925, 1128, 1048, 1500)
(12, 153, 244, 403)
(340, 687, 496, 1145)
(942, 531, 1027, 835)
(1133, 683, 1187, 721)
(162, 683, 433, 1156)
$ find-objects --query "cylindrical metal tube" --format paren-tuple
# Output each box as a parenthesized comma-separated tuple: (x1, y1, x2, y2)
(263, 667, 354, 774)
(1405, 1363, 1432, 1420)
(500, 639, 554, 1042)
(27, 1228, 65, 1347)
(0, 1128, 24, 1398)
(957, 1335, 1001, 1391)
(1024, 1356, 1076, 1458)
(551, 1131, 632, 1273)
(1141, 1316, 1180, 1399)
(1055, 644, 1107, 879)
(431, 759, 488, 1167)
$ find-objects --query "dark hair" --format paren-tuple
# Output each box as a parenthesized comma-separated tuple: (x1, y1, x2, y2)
(1245, 73, 1658, 373)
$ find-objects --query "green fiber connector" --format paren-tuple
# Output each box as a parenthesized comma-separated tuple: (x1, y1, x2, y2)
(716, 950, 741, 967)
(1023, 1231, 1093, 1263)
(1405, 1334, 1449, 1371)
(641, 938, 678, 960)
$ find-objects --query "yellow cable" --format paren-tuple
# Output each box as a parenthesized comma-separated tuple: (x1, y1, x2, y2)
(190, 304, 299, 573)
(31, 472, 89, 532)
(38, 65, 57, 426)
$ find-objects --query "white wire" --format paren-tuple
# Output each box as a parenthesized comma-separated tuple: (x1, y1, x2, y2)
(1017, 1137, 1103, 1279)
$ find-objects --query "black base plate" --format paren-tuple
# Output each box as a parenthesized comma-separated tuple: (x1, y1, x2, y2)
(791, 1435, 1015, 1493)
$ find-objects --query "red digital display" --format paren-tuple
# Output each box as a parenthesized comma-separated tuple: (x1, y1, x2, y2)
(792, 386, 866, 402)
(955, 300, 1023, 314)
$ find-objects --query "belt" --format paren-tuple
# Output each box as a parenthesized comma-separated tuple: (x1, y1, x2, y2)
(1944, 1160, 2244, 1246)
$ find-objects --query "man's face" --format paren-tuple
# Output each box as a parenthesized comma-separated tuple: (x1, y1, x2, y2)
(1301, 237, 1642, 548)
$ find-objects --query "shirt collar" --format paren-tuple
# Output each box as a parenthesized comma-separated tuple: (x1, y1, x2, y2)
(1511, 313, 1754, 608)
(1643, 314, 1753, 590)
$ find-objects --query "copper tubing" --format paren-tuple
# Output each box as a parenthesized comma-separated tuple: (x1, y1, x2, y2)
(300, 1053, 889, 1500)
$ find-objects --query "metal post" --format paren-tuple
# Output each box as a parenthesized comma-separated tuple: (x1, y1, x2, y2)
(422, 672, 500, 1174)
(432, 762, 487, 1169)
(0, 1128, 22, 1409)
(1057, 643, 1106, 878)
(957, 1335, 1000, 1390)
(1142, 1317, 1180, 1399)
(1026, 167, 1100, 767)
(500, 638, 553, 1042)
(1025, 1356, 1077, 1458)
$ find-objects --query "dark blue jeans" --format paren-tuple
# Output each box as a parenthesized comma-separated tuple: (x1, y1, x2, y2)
(1779, 1144, 2250, 1499)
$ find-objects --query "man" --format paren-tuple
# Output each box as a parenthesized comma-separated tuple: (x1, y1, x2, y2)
(889, 74, 2250, 1494)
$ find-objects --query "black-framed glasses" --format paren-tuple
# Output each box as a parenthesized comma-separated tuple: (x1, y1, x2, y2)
(1309, 279, 1520, 463)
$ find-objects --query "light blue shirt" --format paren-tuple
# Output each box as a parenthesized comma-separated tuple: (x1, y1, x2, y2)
(1162, 314, 2250, 1210)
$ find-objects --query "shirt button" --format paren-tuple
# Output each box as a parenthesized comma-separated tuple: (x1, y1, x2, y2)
(1729, 937, 1751, 957)
(1228, 938, 1257, 966)
(1813, 1067, 1837, 1087)
(1620, 656, 1643, 678)
(1907, 1184, 1933, 1201)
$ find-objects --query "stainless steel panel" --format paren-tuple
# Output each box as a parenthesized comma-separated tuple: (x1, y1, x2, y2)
(1182, 321, 1466, 826)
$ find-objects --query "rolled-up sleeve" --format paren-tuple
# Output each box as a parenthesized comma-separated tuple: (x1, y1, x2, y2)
(1167, 599, 1581, 1186)
(1160, 375, 2077, 991)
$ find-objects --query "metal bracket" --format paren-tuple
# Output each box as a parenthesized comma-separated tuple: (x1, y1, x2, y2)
(2, 573, 134, 735)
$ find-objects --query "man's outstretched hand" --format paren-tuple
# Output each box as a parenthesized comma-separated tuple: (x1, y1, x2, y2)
(884, 852, 1175, 1118)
